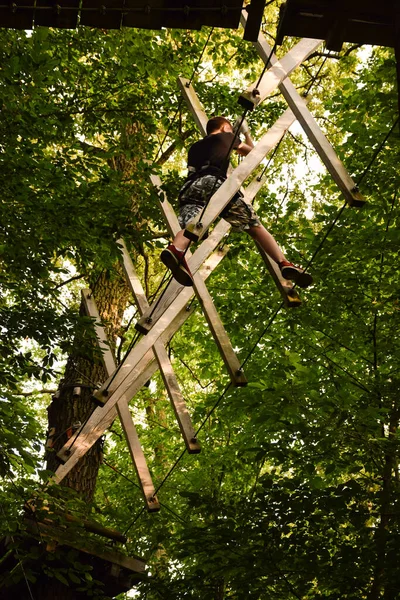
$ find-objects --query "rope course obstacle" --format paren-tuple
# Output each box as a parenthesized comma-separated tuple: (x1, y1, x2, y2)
(53, 11, 368, 512)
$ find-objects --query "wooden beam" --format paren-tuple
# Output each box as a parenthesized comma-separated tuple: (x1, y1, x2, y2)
(178, 76, 208, 135)
(82, 290, 116, 377)
(119, 239, 202, 452)
(153, 179, 247, 387)
(81, 289, 160, 511)
(241, 10, 365, 207)
(243, 0, 266, 42)
(26, 519, 146, 575)
(182, 107, 297, 242)
(239, 37, 322, 108)
(54, 251, 225, 484)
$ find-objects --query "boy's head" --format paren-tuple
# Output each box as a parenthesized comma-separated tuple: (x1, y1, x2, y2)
(206, 116, 233, 135)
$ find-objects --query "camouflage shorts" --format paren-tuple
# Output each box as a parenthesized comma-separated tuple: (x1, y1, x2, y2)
(178, 174, 261, 233)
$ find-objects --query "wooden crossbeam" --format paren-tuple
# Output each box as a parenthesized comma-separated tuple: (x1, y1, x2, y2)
(119, 239, 202, 452)
(240, 10, 365, 208)
(81, 290, 160, 512)
(135, 218, 230, 334)
(239, 37, 322, 109)
(54, 250, 226, 484)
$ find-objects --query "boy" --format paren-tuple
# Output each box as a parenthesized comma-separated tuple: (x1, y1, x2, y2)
(161, 116, 312, 288)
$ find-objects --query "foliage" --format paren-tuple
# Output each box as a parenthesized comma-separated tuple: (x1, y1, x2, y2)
(0, 16, 399, 600)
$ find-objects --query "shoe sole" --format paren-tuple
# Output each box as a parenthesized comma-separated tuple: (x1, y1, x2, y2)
(160, 249, 193, 287)
(281, 267, 313, 289)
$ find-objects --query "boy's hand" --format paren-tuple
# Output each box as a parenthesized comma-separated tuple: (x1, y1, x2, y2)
(239, 119, 250, 136)
(233, 117, 250, 137)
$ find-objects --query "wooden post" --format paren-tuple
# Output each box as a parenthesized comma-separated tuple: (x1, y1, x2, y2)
(81, 290, 160, 511)
(54, 250, 226, 484)
(119, 239, 202, 452)
(240, 10, 365, 207)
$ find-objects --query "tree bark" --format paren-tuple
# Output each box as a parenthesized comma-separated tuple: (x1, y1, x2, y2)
(46, 267, 130, 502)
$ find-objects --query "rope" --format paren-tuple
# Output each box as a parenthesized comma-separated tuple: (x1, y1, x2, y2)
(356, 116, 399, 188)
(102, 460, 186, 524)
(301, 201, 347, 274)
(123, 176, 353, 535)
(303, 52, 331, 98)
(153, 27, 215, 164)
(187, 27, 215, 88)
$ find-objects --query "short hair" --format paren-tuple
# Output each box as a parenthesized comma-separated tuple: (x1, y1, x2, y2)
(206, 116, 232, 135)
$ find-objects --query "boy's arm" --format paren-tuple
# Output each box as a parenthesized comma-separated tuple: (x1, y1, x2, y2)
(236, 120, 254, 156)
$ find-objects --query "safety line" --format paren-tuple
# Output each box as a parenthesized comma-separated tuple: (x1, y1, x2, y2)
(123, 182, 351, 533)
(153, 27, 215, 165)
(102, 460, 187, 524)
(356, 116, 399, 188)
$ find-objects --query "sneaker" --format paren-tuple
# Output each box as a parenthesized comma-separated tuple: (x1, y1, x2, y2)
(160, 244, 193, 287)
(279, 260, 313, 288)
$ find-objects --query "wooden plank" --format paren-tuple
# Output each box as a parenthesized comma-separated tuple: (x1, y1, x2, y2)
(54, 251, 225, 484)
(177, 76, 208, 134)
(275, 0, 396, 48)
(241, 10, 366, 207)
(155, 183, 247, 386)
(182, 107, 297, 242)
(26, 520, 146, 574)
(117, 400, 160, 511)
(81, 289, 160, 511)
(119, 239, 202, 452)
(81, 290, 117, 376)
(240, 37, 322, 108)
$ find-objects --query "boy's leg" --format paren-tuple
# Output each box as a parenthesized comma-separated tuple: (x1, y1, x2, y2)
(160, 204, 204, 287)
(248, 224, 312, 288)
(172, 229, 191, 251)
(247, 224, 286, 265)
(221, 197, 313, 288)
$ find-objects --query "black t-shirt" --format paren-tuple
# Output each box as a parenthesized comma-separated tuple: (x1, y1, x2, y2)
(187, 131, 240, 178)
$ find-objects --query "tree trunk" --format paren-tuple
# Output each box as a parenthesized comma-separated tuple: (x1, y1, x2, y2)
(46, 267, 130, 502)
